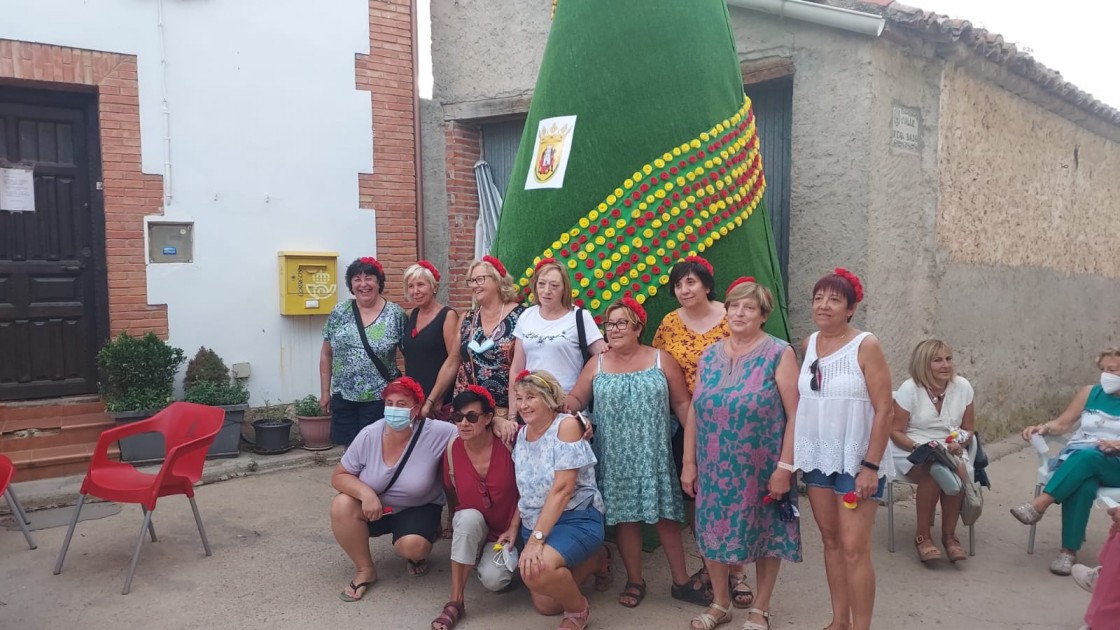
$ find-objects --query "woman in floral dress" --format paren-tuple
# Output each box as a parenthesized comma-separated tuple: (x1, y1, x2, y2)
(682, 278, 801, 630)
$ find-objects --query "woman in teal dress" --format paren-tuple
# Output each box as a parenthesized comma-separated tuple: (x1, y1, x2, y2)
(682, 278, 801, 630)
(566, 298, 706, 609)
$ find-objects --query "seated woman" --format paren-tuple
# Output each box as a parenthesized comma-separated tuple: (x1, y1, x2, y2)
(330, 377, 458, 602)
(1011, 347, 1120, 575)
(888, 339, 976, 563)
(513, 370, 610, 630)
(432, 386, 521, 630)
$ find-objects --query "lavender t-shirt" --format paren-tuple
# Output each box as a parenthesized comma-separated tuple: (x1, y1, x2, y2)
(340, 419, 457, 510)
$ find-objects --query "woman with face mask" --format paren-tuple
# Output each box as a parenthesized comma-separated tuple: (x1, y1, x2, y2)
(1011, 347, 1120, 576)
(330, 377, 458, 602)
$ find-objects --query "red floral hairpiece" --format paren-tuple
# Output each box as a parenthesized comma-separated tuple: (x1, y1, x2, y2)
(683, 255, 714, 276)
(389, 376, 426, 407)
(465, 384, 496, 409)
(416, 260, 440, 282)
(482, 255, 507, 277)
(359, 256, 383, 275)
(514, 370, 531, 384)
(833, 267, 865, 303)
(534, 257, 558, 274)
(620, 297, 647, 326)
(725, 276, 756, 299)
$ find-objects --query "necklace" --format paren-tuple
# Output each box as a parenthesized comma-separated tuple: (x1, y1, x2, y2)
(927, 386, 946, 405)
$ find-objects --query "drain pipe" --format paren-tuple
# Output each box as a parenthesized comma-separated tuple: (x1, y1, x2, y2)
(156, 0, 173, 207)
(726, 0, 886, 37)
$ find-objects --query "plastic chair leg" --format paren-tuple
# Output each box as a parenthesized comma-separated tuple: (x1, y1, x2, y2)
(122, 508, 154, 595)
(1028, 483, 1042, 554)
(968, 523, 975, 556)
(886, 481, 895, 553)
(4, 488, 36, 550)
(141, 506, 158, 542)
(53, 494, 87, 575)
(188, 496, 212, 557)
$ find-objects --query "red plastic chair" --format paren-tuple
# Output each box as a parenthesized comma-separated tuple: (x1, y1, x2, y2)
(52, 402, 225, 594)
(0, 453, 36, 550)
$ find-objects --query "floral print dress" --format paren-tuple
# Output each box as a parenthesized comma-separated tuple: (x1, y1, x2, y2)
(692, 336, 801, 564)
(454, 304, 525, 408)
(322, 299, 406, 402)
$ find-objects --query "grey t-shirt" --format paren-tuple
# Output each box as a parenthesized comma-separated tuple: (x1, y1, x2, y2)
(341, 418, 457, 510)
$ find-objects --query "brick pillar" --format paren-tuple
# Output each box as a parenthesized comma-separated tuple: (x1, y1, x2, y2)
(356, 0, 420, 304)
(444, 121, 483, 310)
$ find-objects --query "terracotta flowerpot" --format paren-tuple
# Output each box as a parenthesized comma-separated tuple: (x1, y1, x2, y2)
(297, 414, 332, 450)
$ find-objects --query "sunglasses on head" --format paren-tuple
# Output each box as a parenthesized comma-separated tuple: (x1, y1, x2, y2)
(450, 410, 483, 424)
(809, 359, 822, 391)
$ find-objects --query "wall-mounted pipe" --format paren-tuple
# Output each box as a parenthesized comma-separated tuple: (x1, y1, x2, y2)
(727, 0, 886, 37)
(156, 0, 173, 207)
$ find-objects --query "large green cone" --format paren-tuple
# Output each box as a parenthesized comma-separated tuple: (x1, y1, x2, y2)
(492, 0, 789, 341)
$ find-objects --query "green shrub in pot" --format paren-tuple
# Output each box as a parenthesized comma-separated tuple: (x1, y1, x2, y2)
(98, 332, 186, 413)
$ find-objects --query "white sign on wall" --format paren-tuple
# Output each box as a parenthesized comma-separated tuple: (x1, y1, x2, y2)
(891, 104, 921, 153)
(525, 115, 577, 190)
(0, 166, 36, 212)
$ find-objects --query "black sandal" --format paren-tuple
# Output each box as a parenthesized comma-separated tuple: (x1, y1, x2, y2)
(618, 581, 647, 608)
(730, 573, 754, 609)
(672, 577, 714, 607)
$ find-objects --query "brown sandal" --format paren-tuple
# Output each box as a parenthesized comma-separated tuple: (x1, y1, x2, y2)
(915, 534, 942, 563)
(431, 600, 465, 630)
(943, 536, 967, 562)
(617, 580, 646, 608)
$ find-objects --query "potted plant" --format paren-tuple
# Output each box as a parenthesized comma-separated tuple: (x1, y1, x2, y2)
(251, 401, 293, 455)
(294, 395, 332, 451)
(182, 347, 250, 459)
(98, 332, 186, 463)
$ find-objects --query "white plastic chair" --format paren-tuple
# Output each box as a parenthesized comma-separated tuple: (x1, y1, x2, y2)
(886, 438, 977, 556)
(1026, 434, 1120, 554)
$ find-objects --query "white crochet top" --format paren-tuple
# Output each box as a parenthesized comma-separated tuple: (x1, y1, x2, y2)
(793, 331, 893, 478)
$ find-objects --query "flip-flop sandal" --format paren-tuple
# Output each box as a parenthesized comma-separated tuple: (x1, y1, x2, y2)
(729, 574, 754, 609)
(593, 546, 614, 592)
(338, 579, 377, 602)
(408, 559, 430, 577)
(617, 580, 647, 608)
(431, 600, 465, 630)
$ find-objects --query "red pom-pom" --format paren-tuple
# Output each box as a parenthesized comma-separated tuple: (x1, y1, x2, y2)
(416, 260, 440, 282)
(725, 276, 757, 299)
(833, 267, 865, 303)
(515, 370, 531, 384)
(359, 256, 384, 275)
(465, 384, 496, 409)
(481, 255, 507, 277)
(534, 257, 558, 274)
(411, 329, 418, 338)
(683, 255, 713, 276)
(620, 297, 647, 325)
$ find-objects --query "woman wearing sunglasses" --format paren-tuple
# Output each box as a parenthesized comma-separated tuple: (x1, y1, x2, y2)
(793, 268, 894, 630)
(432, 385, 521, 630)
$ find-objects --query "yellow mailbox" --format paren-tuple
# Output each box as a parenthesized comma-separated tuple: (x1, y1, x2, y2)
(278, 251, 338, 315)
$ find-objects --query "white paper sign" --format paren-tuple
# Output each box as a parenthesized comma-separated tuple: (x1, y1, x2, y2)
(890, 104, 921, 152)
(524, 115, 577, 190)
(0, 167, 36, 212)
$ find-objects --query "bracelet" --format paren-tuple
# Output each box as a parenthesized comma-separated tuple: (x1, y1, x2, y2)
(860, 459, 880, 472)
(776, 461, 795, 472)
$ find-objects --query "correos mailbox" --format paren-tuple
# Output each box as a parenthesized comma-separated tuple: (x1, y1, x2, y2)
(278, 251, 338, 315)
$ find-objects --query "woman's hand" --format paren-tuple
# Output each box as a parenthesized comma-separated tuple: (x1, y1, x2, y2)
(420, 400, 434, 419)
(496, 528, 517, 549)
(681, 462, 698, 498)
(855, 467, 879, 500)
(518, 540, 546, 579)
(493, 416, 518, 445)
(1099, 439, 1120, 455)
(768, 468, 792, 499)
(946, 441, 964, 457)
(360, 494, 384, 522)
(319, 394, 331, 414)
(1021, 423, 1048, 441)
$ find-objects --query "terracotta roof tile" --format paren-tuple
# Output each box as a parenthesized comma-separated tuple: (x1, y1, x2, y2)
(824, 0, 1120, 126)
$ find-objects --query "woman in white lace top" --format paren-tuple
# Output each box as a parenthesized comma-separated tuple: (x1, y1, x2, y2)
(793, 268, 893, 630)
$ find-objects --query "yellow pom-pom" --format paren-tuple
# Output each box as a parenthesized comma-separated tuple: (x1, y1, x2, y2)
(624, 178, 634, 189)
(590, 299, 601, 309)
(603, 259, 613, 270)
(636, 294, 647, 304)
(604, 228, 615, 238)
(560, 233, 570, 244)
(568, 259, 577, 269)
(606, 195, 616, 205)
(594, 269, 604, 279)
(579, 218, 590, 229)
(642, 164, 653, 175)
(649, 285, 659, 296)
(580, 277, 590, 287)
(602, 290, 612, 300)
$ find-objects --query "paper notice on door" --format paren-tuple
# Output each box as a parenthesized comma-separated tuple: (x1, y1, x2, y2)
(0, 167, 36, 212)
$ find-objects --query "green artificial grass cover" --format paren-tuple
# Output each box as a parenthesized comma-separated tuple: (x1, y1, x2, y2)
(492, 0, 789, 340)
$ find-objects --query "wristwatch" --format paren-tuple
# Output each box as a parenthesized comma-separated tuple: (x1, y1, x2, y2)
(531, 530, 545, 542)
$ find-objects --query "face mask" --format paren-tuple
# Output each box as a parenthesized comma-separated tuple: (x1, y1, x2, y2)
(1101, 372, 1120, 395)
(383, 406, 414, 430)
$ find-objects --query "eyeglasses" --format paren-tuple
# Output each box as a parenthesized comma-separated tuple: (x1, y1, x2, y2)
(478, 480, 492, 509)
(603, 320, 631, 331)
(450, 411, 482, 424)
(465, 276, 491, 286)
(809, 359, 822, 391)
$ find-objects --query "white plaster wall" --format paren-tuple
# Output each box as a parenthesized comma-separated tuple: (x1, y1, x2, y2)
(1, 0, 377, 404)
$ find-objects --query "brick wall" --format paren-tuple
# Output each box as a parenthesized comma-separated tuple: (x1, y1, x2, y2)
(444, 121, 482, 309)
(0, 40, 168, 338)
(356, 0, 420, 305)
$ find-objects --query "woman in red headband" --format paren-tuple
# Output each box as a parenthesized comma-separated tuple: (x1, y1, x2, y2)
(401, 260, 460, 420)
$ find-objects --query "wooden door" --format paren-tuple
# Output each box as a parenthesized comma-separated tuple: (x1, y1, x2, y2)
(0, 88, 106, 400)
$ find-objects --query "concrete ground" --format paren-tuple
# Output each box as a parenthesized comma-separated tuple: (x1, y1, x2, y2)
(0, 439, 1112, 630)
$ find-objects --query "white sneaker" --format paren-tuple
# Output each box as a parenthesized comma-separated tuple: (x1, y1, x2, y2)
(1049, 551, 1075, 575)
(1071, 563, 1099, 593)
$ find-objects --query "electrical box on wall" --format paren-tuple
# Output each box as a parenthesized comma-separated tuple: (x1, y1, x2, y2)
(278, 251, 338, 315)
(148, 222, 194, 263)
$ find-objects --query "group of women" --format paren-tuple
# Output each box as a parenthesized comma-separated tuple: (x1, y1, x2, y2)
(318, 252, 1120, 629)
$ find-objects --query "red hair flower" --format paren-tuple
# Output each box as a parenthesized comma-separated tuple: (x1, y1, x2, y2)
(515, 370, 531, 384)
(465, 384, 496, 409)
(620, 296, 647, 326)
(683, 255, 713, 276)
(833, 267, 865, 303)
(359, 256, 383, 275)
(416, 260, 440, 282)
(482, 255, 508, 277)
(534, 257, 558, 274)
(724, 276, 756, 299)
(384, 376, 426, 408)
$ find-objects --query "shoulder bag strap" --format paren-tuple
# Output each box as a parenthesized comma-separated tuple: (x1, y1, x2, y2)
(352, 299, 394, 385)
(575, 308, 591, 363)
(382, 419, 425, 495)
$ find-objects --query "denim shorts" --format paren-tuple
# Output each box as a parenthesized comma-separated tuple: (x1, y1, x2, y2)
(802, 469, 886, 500)
(521, 507, 604, 568)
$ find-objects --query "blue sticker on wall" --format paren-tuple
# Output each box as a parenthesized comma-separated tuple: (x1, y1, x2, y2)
(163, 246, 177, 255)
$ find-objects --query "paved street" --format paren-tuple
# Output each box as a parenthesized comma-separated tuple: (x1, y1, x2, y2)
(0, 440, 1110, 629)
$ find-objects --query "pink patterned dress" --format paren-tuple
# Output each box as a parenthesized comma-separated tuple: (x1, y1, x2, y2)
(692, 336, 801, 563)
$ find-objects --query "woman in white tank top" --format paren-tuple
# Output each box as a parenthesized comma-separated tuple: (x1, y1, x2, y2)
(792, 268, 894, 630)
